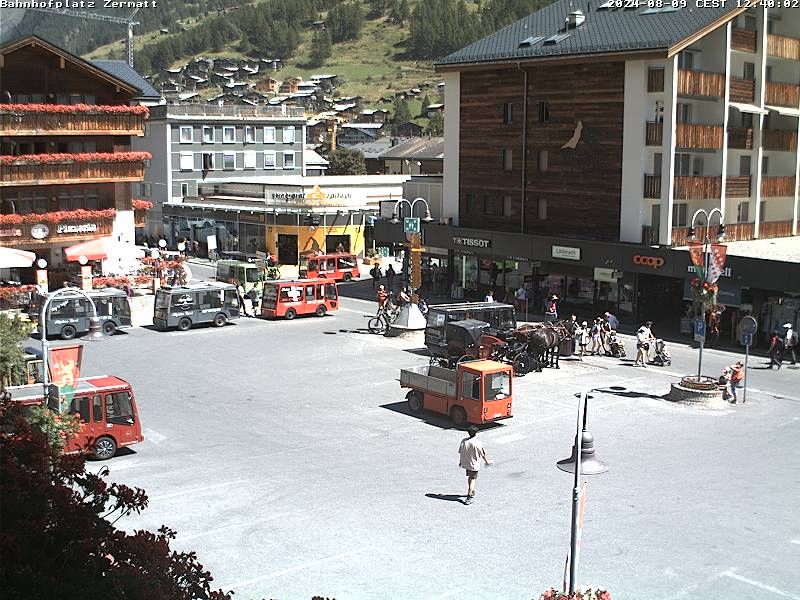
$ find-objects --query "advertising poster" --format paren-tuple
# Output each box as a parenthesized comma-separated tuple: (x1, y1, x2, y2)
(48, 345, 84, 413)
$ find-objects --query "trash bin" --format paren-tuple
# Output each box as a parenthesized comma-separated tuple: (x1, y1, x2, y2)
(559, 338, 574, 356)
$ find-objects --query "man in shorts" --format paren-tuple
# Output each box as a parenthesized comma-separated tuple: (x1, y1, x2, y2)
(458, 426, 492, 505)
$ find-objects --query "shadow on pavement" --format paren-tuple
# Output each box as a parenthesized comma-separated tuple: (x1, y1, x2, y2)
(381, 401, 508, 431)
(425, 493, 465, 503)
(403, 347, 431, 357)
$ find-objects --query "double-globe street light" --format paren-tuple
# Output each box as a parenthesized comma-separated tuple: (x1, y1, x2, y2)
(388, 197, 434, 302)
(688, 208, 726, 381)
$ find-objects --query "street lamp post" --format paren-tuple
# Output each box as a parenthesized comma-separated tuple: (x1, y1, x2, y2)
(40, 288, 102, 408)
(688, 208, 725, 382)
(389, 197, 434, 301)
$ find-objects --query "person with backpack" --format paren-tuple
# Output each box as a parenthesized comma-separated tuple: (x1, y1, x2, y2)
(768, 329, 784, 369)
(783, 323, 798, 365)
(370, 263, 382, 290)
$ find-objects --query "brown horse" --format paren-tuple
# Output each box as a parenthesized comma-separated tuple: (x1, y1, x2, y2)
(517, 321, 571, 369)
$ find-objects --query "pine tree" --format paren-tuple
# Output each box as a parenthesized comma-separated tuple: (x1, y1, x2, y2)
(0, 314, 33, 390)
(397, 0, 411, 25)
(425, 111, 444, 136)
(310, 28, 332, 68)
(420, 94, 431, 116)
(392, 97, 412, 124)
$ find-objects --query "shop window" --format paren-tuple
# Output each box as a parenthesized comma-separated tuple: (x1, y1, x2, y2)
(537, 101, 550, 122)
(537, 150, 548, 172)
(672, 202, 687, 227)
(503, 102, 513, 124)
(737, 202, 749, 223)
(179, 152, 193, 171)
(202, 126, 214, 143)
(265, 152, 276, 169)
(179, 126, 193, 143)
(243, 151, 256, 169)
(245, 126, 255, 143)
(264, 126, 276, 143)
(223, 126, 236, 144)
(502, 149, 513, 171)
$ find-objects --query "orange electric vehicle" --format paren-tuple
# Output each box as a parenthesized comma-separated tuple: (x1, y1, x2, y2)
(299, 253, 360, 282)
(261, 279, 339, 319)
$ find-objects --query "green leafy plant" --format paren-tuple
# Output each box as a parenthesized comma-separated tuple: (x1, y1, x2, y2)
(0, 313, 34, 391)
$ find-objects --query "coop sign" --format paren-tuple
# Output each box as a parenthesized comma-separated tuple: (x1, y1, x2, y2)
(56, 223, 99, 235)
(453, 236, 491, 249)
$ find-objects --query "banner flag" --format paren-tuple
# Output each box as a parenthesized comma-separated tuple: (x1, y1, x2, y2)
(706, 244, 728, 284)
(48, 345, 83, 413)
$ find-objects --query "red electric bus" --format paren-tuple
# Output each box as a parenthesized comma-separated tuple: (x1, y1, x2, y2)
(261, 279, 339, 319)
(299, 253, 360, 282)
(6, 375, 144, 460)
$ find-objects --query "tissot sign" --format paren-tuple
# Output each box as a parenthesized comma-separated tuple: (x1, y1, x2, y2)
(453, 236, 491, 248)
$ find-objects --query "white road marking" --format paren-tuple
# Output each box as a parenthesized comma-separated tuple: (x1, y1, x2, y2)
(177, 512, 296, 542)
(142, 428, 166, 444)
(721, 570, 800, 599)
(791, 540, 800, 545)
(220, 544, 373, 590)
(337, 306, 371, 315)
(149, 479, 247, 502)
(494, 432, 527, 445)
(427, 589, 463, 600)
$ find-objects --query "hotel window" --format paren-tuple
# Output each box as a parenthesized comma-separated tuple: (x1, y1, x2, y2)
(283, 126, 295, 144)
(503, 195, 513, 217)
(245, 126, 255, 143)
(202, 126, 214, 143)
(536, 198, 547, 220)
(759, 201, 767, 221)
(537, 150, 548, 172)
(743, 62, 755, 80)
(502, 102, 513, 124)
(654, 153, 662, 176)
(741, 112, 753, 129)
(692, 157, 703, 176)
(484, 196, 503, 216)
(537, 101, 550, 123)
(202, 152, 214, 171)
(264, 127, 276, 143)
(739, 155, 751, 176)
(737, 202, 749, 223)
(744, 15, 756, 31)
(180, 183, 189, 197)
(466, 193, 480, 214)
(179, 152, 193, 171)
(762, 156, 769, 175)
(765, 66, 773, 82)
(283, 152, 295, 169)
(138, 183, 152, 197)
(223, 152, 236, 170)
(676, 103, 691, 124)
(675, 153, 691, 176)
(244, 151, 256, 169)
(677, 51, 694, 70)
(502, 149, 513, 171)
(672, 202, 688, 227)
(223, 126, 236, 143)
(179, 126, 193, 143)
(264, 151, 276, 169)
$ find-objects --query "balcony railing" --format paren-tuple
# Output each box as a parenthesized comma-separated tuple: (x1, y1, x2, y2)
(675, 123, 723, 150)
(763, 129, 798, 152)
(761, 176, 796, 197)
(149, 103, 306, 120)
(674, 176, 721, 200)
(767, 33, 800, 61)
(645, 121, 663, 146)
(0, 107, 147, 136)
(644, 221, 795, 247)
(677, 69, 725, 98)
(644, 175, 661, 199)
(765, 81, 800, 107)
(729, 77, 756, 103)
(731, 28, 757, 53)
(0, 152, 148, 187)
(647, 68, 665, 93)
(726, 175, 751, 197)
(727, 127, 753, 150)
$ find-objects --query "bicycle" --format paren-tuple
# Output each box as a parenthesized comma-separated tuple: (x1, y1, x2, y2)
(368, 302, 400, 334)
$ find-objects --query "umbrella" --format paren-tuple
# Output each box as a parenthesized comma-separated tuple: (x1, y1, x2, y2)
(64, 237, 145, 262)
(0, 247, 36, 269)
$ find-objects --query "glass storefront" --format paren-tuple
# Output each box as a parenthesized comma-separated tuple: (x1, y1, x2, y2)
(164, 214, 265, 257)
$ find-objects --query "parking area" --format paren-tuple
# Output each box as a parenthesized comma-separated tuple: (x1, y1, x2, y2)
(64, 295, 800, 599)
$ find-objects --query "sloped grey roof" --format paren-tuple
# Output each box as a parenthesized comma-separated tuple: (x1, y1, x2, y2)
(380, 137, 444, 161)
(91, 60, 162, 100)
(436, 0, 739, 67)
(347, 137, 393, 159)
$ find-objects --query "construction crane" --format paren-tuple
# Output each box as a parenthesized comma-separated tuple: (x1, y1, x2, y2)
(25, 7, 140, 67)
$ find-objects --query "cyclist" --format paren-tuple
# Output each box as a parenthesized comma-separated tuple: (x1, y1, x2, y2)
(376, 285, 388, 309)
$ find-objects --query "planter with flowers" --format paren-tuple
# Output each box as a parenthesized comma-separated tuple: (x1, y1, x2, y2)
(0, 103, 149, 135)
(690, 277, 718, 314)
(539, 588, 610, 600)
(0, 151, 152, 184)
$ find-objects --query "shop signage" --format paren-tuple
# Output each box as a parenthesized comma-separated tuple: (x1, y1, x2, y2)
(0, 228, 23, 238)
(404, 217, 421, 234)
(632, 254, 665, 269)
(31, 223, 50, 240)
(56, 223, 98, 235)
(686, 264, 732, 278)
(453, 236, 491, 249)
(551, 245, 581, 261)
(593, 267, 621, 283)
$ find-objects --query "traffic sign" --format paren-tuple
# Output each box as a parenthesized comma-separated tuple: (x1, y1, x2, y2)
(741, 332, 753, 347)
(740, 315, 758, 335)
(403, 217, 420, 234)
(694, 318, 706, 343)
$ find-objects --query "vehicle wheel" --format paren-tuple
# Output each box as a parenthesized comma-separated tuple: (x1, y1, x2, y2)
(60, 325, 76, 340)
(177, 317, 192, 332)
(343, 272, 352, 282)
(93, 436, 117, 460)
(102, 321, 117, 336)
(368, 316, 386, 334)
(450, 406, 467, 427)
(513, 352, 531, 376)
(285, 308, 297, 320)
(407, 390, 423, 413)
(213, 313, 227, 327)
(315, 305, 327, 317)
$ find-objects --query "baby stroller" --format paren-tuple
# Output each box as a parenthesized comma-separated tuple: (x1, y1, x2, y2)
(608, 331, 626, 358)
(651, 339, 671, 367)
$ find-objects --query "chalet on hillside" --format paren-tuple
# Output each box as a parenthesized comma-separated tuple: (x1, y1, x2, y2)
(337, 123, 386, 146)
(280, 77, 302, 94)
(256, 77, 280, 93)
(395, 121, 424, 138)
(379, 137, 444, 175)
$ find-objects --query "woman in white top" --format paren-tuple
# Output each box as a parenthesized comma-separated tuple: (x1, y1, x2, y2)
(576, 321, 590, 360)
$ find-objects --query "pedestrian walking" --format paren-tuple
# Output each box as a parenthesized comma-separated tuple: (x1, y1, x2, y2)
(544, 295, 559, 322)
(604, 311, 619, 331)
(386, 264, 396, 292)
(335, 242, 345, 253)
(590, 318, 602, 355)
(719, 367, 734, 402)
(768, 329, 784, 369)
(600, 317, 612, 355)
(236, 282, 252, 317)
(370, 263, 382, 290)
(783, 322, 798, 365)
(458, 425, 492, 505)
(634, 321, 653, 367)
(484, 289, 494, 303)
(576, 321, 590, 360)
(730, 361, 744, 403)
(514, 285, 527, 313)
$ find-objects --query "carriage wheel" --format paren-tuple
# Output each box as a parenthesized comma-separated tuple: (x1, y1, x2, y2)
(512, 353, 531, 376)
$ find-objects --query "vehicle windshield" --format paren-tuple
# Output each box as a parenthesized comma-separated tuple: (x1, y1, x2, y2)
(245, 268, 261, 283)
(494, 308, 516, 330)
(484, 371, 511, 401)
(155, 291, 171, 309)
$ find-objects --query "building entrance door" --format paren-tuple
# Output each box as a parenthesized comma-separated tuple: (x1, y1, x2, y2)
(277, 234, 298, 265)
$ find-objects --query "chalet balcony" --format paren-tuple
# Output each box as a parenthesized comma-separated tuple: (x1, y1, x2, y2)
(767, 33, 800, 61)
(644, 175, 661, 199)
(0, 209, 115, 246)
(763, 129, 798, 152)
(645, 121, 662, 146)
(677, 69, 725, 98)
(727, 127, 753, 150)
(729, 77, 755, 103)
(675, 123, 723, 150)
(674, 176, 721, 200)
(0, 104, 148, 137)
(761, 175, 796, 197)
(765, 81, 800, 107)
(731, 28, 757, 53)
(726, 175, 751, 198)
(645, 220, 795, 247)
(0, 152, 150, 187)
(647, 68, 664, 93)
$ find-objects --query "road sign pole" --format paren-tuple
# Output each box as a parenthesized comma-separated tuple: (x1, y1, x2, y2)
(743, 342, 749, 404)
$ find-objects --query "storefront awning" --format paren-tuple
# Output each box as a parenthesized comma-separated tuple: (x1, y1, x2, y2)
(729, 102, 768, 115)
(766, 105, 800, 118)
(0, 247, 36, 269)
(64, 237, 145, 263)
